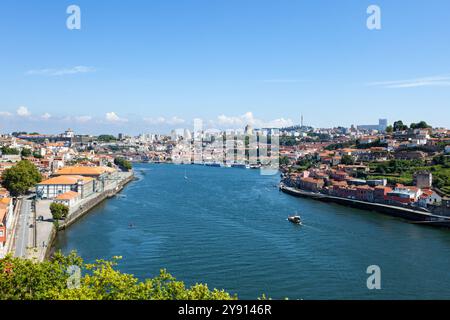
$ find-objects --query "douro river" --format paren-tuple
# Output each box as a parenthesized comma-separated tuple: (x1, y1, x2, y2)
(55, 163, 450, 299)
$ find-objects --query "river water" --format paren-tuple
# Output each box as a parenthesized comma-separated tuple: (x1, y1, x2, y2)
(55, 163, 450, 299)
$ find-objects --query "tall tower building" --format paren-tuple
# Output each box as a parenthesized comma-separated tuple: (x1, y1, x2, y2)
(378, 119, 388, 132)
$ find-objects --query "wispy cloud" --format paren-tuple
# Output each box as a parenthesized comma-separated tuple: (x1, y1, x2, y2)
(41, 113, 51, 120)
(368, 75, 450, 88)
(0, 111, 13, 117)
(26, 66, 96, 77)
(144, 116, 185, 125)
(74, 115, 93, 123)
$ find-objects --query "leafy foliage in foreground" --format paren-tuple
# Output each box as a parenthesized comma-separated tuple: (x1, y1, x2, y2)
(0, 252, 237, 300)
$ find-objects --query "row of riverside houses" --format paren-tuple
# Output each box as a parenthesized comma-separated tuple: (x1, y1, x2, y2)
(284, 166, 444, 211)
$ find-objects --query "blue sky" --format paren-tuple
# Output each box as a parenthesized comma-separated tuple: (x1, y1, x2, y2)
(0, 0, 449, 134)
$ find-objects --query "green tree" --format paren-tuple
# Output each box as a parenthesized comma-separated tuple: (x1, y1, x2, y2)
(0, 252, 237, 300)
(385, 125, 393, 133)
(1, 160, 42, 197)
(114, 157, 132, 171)
(1, 146, 20, 155)
(341, 154, 355, 165)
(393, 120, 408, 132)
(410, 121, 431, 129)
(50, 203, 69, 220)
(97, 135, 117, 142)
(33, 152, 43, 159)
(21, 148, 32, 158)
(279, 156, 290, 166)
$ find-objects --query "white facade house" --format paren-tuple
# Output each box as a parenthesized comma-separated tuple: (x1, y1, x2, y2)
(53, 191, 81, 207)
(419, 190, 442, 207)
(36, 175, 94, 199)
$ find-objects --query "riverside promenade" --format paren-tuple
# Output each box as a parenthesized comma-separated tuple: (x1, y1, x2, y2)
(30, 171, 134, 262)
(280, 184, 450, 228)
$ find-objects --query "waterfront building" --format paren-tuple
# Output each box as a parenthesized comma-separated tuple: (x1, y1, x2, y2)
(36, 175, 95, 199)
(53, 191, 81, 207)
(418, 189, 442, 207)
(356, 185, 375, 202)
(299, 177, 324, 192)
(54, 166, 116, 178)
(374, 186, 393, 202)
(386, 185, 422, 205)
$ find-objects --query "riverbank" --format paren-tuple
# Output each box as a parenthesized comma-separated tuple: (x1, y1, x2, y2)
(280, 184, 450, 228)
(32, 171, 135, 262)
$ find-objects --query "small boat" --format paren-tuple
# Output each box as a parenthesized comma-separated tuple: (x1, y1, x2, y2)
(287, 215, 302, 225)
(184, 169, 188, 180)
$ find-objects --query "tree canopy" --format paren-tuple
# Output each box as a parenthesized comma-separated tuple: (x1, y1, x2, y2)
(1, 160, 42, 196)
(410, 121, 431, 129)
(1, 146, 20, 155)
(393, 120, 408, 132)
(97, 135, 117, 142)
(50, 203, 69, 220)
(21, 148, 32, 158)
(341, 155, 355, 165)
(0, 252, 237, 300)
(114, 157, 132, 171)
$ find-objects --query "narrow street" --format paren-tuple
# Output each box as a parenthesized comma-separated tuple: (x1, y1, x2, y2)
(14, 199, 33, 258)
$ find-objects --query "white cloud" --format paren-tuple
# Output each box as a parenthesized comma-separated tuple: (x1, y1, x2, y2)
(264, 118, 294, 128)
(217, 112, 255, 126)
(144, 117, 167, 125)
(214, 112, 293, 129)
(0, 111, 13, 117)
(368, 75, 450, 88)
(17, 106, 31, 117)
(26, 66, 96, 77)
(41, 113, 51, 120)
(167, 116, 185, 125)
(144, 116, 185, 125)
(105, 112, 128, 123)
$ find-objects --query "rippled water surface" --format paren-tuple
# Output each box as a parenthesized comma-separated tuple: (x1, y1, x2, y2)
(55, 163, 450, 299)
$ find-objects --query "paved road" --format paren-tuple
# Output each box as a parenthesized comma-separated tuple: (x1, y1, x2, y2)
(14, 199, 33, 258)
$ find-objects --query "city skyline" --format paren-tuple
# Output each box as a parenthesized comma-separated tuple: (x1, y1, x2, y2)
(1, 0, 450, 134)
